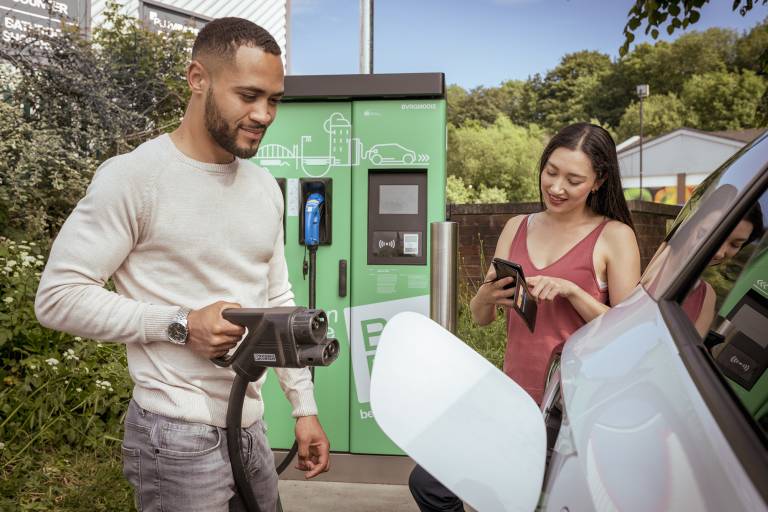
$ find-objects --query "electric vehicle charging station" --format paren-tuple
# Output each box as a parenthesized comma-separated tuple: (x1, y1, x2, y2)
(252, 73, 446, 456)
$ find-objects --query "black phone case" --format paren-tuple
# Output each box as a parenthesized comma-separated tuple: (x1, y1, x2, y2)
(492, 257, 525, 288)
(491, 257, 536, 332)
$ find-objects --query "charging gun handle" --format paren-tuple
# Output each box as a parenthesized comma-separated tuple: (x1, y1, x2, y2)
(210, 309, 266, 370)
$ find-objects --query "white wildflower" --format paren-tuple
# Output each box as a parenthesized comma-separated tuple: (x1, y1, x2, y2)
(45, 358, 59, 366)
(7, 260, 16, 267)
(76, 387, 82, 393)
(74, 337, 82, 341)
(3, 267, 11, 273)
(3, 297, 13, 304)
(0, 442, 5, 450)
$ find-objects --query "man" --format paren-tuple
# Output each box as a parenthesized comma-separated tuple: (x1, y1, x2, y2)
(35, 18, 330, 512)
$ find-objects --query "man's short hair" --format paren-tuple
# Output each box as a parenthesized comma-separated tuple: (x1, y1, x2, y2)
(192, 17, 281, 62)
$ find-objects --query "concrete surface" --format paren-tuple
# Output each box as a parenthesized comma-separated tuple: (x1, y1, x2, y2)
(278, 480, 419, 512)
(277, 480, 477, 512)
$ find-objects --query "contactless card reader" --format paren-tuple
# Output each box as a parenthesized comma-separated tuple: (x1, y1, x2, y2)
(368, 171, 427, 265)
(716, 289, 768, 390)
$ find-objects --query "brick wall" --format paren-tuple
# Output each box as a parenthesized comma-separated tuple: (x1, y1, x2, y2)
(447, 200, 681, 286)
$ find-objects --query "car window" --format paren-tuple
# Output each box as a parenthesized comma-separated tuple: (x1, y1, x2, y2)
(680, 190, 768, 440)
(642, 132, 768, 298)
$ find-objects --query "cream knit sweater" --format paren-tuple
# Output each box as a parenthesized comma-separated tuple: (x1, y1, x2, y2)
(35, 134, 317, 427)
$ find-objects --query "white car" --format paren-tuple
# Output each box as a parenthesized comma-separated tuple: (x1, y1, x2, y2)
(372, 131, 768, 511)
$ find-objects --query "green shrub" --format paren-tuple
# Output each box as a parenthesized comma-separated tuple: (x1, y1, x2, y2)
(0, 237, 131, 478)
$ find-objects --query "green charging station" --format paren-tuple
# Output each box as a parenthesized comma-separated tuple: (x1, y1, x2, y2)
(714, 245, 768, 426)
(251, 74, 446, 455)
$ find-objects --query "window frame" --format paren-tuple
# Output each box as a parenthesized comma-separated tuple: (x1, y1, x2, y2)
(659, 169, 768, 502)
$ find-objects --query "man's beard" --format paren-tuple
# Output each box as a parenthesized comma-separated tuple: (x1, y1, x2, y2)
(204, 88, 265, 159)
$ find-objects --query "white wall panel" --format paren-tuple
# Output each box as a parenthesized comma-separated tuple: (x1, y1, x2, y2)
(90, 0, 288, 58)
(618, 130, 745, 185)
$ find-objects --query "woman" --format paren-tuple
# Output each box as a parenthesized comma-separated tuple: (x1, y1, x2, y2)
(471, 122, 641, 403)
(409, 123, 641, 512)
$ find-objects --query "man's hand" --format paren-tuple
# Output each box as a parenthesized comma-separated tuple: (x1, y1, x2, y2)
(186, 301, 245, 359)
(295, 415, 330, 479)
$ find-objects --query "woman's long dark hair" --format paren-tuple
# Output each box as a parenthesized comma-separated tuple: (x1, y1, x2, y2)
(538, 123, 635, 230)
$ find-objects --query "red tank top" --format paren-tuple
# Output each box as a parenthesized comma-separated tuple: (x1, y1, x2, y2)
(505, 214, 610, 404)
(682, 280, 707, 323)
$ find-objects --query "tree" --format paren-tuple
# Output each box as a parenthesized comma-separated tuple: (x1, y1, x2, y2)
(537, 51, 613, 131)
(615, 93, 697, 142)
(447, 117, 545, 203)
(445, 175, 509, 204)
(735, 18, 768, 72)
(621, 0, 767, 56)
(0, 2, 192, 239)
(497, 79, 543, 127)
(446, 84, 470, 126)
(681, 70, 767, 130)
(622, 1, 768, 126)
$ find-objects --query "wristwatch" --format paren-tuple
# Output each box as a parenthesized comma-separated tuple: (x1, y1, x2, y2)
(167, 307, 191, 345)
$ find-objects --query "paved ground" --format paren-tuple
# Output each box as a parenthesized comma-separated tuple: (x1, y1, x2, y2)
(278, 480, 477, 512)
(278, 480, 419, 512)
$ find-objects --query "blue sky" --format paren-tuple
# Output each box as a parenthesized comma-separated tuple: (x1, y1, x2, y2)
(289, 0, 768, 89)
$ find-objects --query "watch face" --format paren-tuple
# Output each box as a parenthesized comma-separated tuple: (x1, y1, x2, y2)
(168, 322, 187, 343)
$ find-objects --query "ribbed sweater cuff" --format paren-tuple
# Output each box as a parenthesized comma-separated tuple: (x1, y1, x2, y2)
(287, 388, 319, 418)
(143, 305, 183, 343)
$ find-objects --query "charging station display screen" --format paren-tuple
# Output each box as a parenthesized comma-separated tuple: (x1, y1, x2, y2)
(379, 185, 419, 215)
(368, 171, 427, 265)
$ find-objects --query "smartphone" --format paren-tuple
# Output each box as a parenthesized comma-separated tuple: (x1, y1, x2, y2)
(492, 257, 525, 289)
(491, 257, 537, 332)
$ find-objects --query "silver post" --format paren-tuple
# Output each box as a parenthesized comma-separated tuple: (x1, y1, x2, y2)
(430, 222, 458, 333)
(360, 0, 373, 74)
(636, 84, 649, 200)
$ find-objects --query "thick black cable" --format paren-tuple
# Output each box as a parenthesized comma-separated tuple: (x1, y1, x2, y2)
(227, 369, 267, 512)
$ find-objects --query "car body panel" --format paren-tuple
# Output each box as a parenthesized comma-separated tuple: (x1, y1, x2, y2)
(545, 286, 766, 511)
(370, 312, 546, 512)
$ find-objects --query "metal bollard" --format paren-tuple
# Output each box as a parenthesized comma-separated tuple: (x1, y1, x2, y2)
(430, 221, 458, 333)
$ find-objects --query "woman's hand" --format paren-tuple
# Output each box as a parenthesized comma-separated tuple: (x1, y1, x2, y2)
(474, 273, 517, 308)
(526, 276, 577, 302)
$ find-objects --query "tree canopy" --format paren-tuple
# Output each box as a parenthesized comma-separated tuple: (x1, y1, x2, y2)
(0, 2, 192, 238)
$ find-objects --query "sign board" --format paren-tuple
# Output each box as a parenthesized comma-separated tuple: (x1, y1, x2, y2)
(139, 0, 208, 36)
(1, 0, 88, 44)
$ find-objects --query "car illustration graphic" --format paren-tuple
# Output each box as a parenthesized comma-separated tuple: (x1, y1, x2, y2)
(366, 143, 417, 165)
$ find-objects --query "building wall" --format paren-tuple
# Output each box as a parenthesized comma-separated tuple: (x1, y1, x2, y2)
(619, 130, 744, 188)
(90, 0, 288, 56)
(447, 201, 682, 287)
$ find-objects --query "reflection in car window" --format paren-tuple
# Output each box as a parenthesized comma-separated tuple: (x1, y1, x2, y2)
(681, 192, 768, 440)
(641, 132, 768, 298)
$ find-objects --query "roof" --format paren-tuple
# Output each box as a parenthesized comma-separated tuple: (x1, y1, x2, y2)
(617, 127, 766, 154)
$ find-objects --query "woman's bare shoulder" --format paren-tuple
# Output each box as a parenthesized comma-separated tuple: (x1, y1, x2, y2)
(493, 214, 528, 258)
(601, 220, 637, 246)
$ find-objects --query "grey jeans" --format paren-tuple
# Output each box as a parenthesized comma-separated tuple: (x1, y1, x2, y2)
(121, 399, 278, 512)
